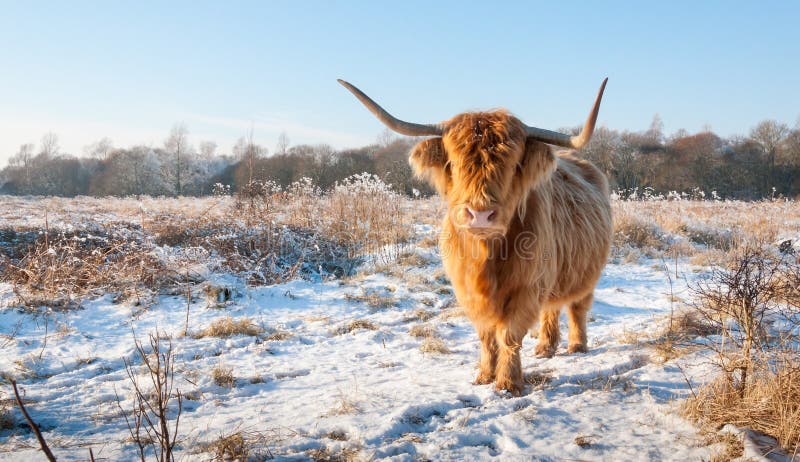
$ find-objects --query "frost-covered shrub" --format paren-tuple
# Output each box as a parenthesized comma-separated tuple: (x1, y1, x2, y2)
(234, 180, 284, 225)
(327, 173, 411, 255)
(287, 177, 321, 228)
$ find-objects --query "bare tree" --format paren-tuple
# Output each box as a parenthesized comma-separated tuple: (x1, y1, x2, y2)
(84, 137, 114, 160)
(198, 141, 217, 161)
(645, 113, 664, 146)
(9, 144, 35, 192)
(164, 124, 192, 196)
(750, 120, 790, 192)
(275, 131, 289, 156)
(376, 128, 397, 148)
(39, 132, 60, 158)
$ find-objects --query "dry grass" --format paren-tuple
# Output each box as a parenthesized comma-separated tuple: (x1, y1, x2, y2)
(265, 330, 293, 341)
(524, 370, 554, 389)
(408, 324, 437, 339)
(0, 404, 13, 430)
(613, 211, 667, 250)
(212, 365, 235, 388)
(682, 356, 800, 454)
(333, 320, 378, 336)
(574, 435, 599, 448)
(309, 445, 362, 462)
(324, 430, 349, 441)
(395, 251, 429, 267)
(419, 337, 451, 354)
(344, 289, 397, 310)
(205, 431, 249, 461)
(325, 393, 361, 416)
(650, 310, 719, 363)
(194, 317, 262, 339)
(404, 309, 437, 323)
(703, 432, 744, 462)
(1, 228, 175, 309)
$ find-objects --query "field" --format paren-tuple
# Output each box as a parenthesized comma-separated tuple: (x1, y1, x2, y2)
(1, 180, 799, 461)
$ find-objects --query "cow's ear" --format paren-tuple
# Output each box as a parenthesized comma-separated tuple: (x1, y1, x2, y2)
(519, 138, 557, 189)
(410, 137, 450, 195)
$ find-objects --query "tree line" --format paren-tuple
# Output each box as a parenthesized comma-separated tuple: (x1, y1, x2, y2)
(1, 117, 799, 199)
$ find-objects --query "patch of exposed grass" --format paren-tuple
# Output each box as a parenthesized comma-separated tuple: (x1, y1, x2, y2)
(408, 324, 437, 339)
(704, 431, 744, 462)
(524, 370, 554, 389)
(420, 337, 451, 354)
(324, 429, 349, 441)
(395, 251, 429, 267)
(0, 405, 13, 430)
(682, 357, 800, 454)
(613, 212, 668, 250)
(333, 320, 378, 336)
(344, 289, 396, 310)
(266, 330, 293, 341)
(325, 394, 360, 416)
(212, 365, 235, 388)
(404, 309, 436, 323)
(194, 317, 262, 339)
(309, 445, 362, 462)
(205, 432, 249, 461)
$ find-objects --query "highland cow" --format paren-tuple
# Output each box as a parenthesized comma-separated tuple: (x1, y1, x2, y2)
(339, 79, 612, 395)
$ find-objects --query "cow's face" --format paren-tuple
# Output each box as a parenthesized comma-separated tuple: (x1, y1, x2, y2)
(410, 111, 556, 239)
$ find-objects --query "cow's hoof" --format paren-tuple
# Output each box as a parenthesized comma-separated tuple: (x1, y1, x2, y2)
(495, 379, 523, 397)
(567, 344, 588, 354)
(534, 343, 556, 358)
(473, 371, 495, 385)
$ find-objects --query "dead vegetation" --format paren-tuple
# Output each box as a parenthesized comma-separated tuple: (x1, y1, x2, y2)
(408, 324, 437, 339)
(419, 337, 451, 354)
(308, 445, 362, 462)
(333, 320, 378, 336)
(344, 288, 397, 310)
(682, 246, 800, 454)
(212, 365, 236, 388)
(116, 330, 183, 462)
(194, 317, 262, 339)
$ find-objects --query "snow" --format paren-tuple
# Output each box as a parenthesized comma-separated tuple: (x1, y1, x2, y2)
(0, 221, 717, 460)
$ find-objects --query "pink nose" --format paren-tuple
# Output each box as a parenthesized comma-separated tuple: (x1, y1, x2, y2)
(465, 207, 497, 228)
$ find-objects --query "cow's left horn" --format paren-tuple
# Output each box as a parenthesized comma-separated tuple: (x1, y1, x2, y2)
(338, 79, 444, 137)
(524, 78, 608, 149)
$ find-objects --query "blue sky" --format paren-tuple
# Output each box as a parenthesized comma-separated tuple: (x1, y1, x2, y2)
(1, 1, 798, 163)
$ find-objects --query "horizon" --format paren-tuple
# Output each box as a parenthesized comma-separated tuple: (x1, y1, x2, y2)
(1, 1, 799, 163)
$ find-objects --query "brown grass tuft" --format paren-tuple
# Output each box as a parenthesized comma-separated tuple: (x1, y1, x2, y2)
(613, 211, 667, 250)
(344, 289, 396, 310)
(194, 317, 262, 339)
(683, 357, 800, 453)
(309, 445, 362, 462)
(212, 365, 235, 388)
(408, 324, 437, 339)
(333, 320, 378, 336)
(205, 432, 249, 461)
(419, 337, 451, 354)
(0, 405, 13, 430)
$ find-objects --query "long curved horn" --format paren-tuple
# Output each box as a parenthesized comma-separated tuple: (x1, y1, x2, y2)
(338, 79, 444, 137)
(525, 78, 608, 149)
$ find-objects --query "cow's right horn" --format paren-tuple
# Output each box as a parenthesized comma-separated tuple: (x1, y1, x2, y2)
(338, 79, 444, 137)
(524, 78, 608, 150)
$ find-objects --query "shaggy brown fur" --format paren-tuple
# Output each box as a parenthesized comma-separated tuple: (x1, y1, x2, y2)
(410, 110, 612, 395)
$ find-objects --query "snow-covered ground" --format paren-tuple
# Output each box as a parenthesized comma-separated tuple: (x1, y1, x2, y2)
(0, 202, 723, 461)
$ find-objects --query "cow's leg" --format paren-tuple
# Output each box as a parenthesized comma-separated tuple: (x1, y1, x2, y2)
(535, 306, 561, 358)
(494, 292, 538, 396)
(494, 324, 528, 396)
(567, 293, 593, 353)
(474, 325, 497, 385)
